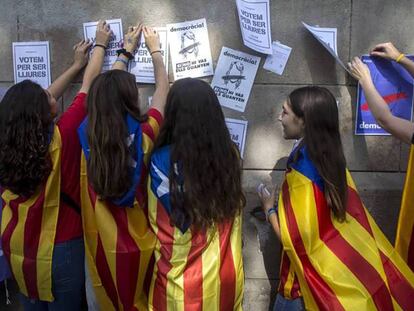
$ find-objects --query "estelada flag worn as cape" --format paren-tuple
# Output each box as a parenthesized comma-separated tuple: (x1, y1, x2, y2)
(148, 146, 244, 311)
(395, 144, 414, 271)
(278, 145, 414, 311)
(78, 111, 162, 311)
(1, 126, 62, 302)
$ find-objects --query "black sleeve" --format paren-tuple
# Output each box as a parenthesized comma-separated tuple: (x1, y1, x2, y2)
(412, 132, 414, 144)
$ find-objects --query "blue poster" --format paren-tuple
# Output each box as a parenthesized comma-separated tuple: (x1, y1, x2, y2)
(355, 55, 414, 135)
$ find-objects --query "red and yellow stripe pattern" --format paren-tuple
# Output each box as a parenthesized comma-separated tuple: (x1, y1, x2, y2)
(279, 155, 414, 310)
(147, 148, 244, 311)
(1, 126, 62, 301)
(395, 145, 414, 271)
(80, 111, 161, 311)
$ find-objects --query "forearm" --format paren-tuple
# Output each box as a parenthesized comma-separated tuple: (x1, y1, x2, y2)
(399, 56, 414, 79)
(268, 213, 281, 240)
(151, 53, 169, 114)
(47, 64, 82, 99)
(80, 47, 105, 93)
(111, 54, 129, 71)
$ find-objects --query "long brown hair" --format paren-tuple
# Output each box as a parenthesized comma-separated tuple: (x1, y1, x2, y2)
(155, 78, 245, 229)
(289, 86, 347, 221)
(0, 80, 53, 197)
(86, 70, 147, 199)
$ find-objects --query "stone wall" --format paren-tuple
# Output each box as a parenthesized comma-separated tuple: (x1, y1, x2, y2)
(1, 1, 412, 310)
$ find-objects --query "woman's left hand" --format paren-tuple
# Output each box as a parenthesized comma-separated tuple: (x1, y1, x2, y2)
(258, 184, 278, 213)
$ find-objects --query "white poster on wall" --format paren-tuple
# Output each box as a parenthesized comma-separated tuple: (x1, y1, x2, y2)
(263, 41, 292, 75)
(83, 19, 123, 71)
(211, 47, 260, 112)
(302, 22, 350, 73)
(236, 0, 272, 54)
(13, 41, 51, 89)
(129, 27, 168, 83)
(226, 118, 248, 158)
(167, 18, 214, 80)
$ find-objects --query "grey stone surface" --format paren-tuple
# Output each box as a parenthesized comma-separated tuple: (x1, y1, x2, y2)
(0, 1, 18, 82)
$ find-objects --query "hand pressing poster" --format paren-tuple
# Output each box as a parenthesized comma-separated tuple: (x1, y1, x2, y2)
(302, 22, 350, 73)
(211, 47, 260, 112)
(226, 118, 248, 158)
(13, 41, 51, 89)
(355, 55, 414, 135)
(129, 28, 168, 83)
(83, 19, 123, 71)
(167, 18, 214, 80)
(236, 0, 272, 54)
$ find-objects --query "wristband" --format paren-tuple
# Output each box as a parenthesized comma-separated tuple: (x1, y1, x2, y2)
(115, 57, 129, 67)
(396, 53, 405, 63)
(94, 44, 107, 50)
(266, 207, 278, 222)
(150, 50, 161, 56)
(116, 48, 134, 60)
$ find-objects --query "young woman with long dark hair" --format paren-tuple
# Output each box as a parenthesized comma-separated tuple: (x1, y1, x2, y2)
(77, 25, 169, 310)
(148, 78, 245, 310)
(0, 20, 111, 310)
(259, 86, 414, 311)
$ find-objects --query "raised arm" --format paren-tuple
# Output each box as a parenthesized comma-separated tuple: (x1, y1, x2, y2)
(79, 20, 112, 94)
(111, 23, 142, 71)
(370, 42, 414, 79)
(143, 26, 169, 116)
(349, 57, 414, 144)
(47, 40, 92, 99)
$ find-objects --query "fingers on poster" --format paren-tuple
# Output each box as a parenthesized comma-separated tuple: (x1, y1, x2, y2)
(355, 55, 414, 135)
(236, 0, 272, 54)
(302, 21, 350, 73)
(13, 42, 51, 89)
(167, 18, 214, 80)
(226, 118, 248, 158)
(264, 41, 292, 75)
(129, 28, 169, 83)
(83, 19, 123, 71)
(211, 47, 260, 112)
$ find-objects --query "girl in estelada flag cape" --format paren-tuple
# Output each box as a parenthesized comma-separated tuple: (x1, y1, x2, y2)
(78, 24, 169, 311)
(148, 78, 245, 311)
(259, 86, 414, 311)
(0, 22, 109, 309)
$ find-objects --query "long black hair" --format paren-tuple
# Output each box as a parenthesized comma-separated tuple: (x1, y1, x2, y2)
(289, 86, 348, 221)
(0, 80, 53, 197)
(86, 70, 147, 200)
(155, 78, 245, 229)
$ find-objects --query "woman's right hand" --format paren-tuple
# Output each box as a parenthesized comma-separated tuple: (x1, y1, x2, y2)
(143, 26, 161, 54)
(370, 42, 401, 61)
(258, 184, 277, 214)
(95, 20, 112, 48)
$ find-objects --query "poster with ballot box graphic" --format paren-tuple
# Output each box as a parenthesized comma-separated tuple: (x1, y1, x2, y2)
(355, 55, 414, 135)
(167, 18, 214, 80)
(129, 28, 168, 83)
(83, 19, 123, 71)
(211, 47, 260, 112)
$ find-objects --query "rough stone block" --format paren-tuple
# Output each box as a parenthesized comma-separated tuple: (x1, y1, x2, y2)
(0, 1, 18, 82)
(243, 278, 277, 311)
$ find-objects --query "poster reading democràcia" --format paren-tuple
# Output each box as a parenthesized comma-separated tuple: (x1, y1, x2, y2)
(13, 41, 51, 89)
(355, 55, 414, 135)
(129, 28, 168, 84)
(167, 18, 214, 80)
(236, 0, 272, 55)
(211, 47, 260, 112)
(225, 118, 248, 158)
(83, 19, 123, 71)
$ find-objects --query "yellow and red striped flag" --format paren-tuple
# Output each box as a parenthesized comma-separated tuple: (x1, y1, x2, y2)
(278, 146, 414, 311)
(1, 126, 62, 301)
(147, 146, 244, 311)
(395, 145, 414, 271)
